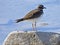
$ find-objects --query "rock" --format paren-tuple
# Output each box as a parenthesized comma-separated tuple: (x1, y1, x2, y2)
(3, 31, 60, 45)
(3, 31, 43, 45)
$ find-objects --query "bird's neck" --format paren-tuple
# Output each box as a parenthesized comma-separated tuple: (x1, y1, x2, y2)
(37, 8, 43, 11)
(40, 9, 43, 11)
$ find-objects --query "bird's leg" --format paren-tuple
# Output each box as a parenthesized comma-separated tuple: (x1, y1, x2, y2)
(35, 21, 37, 31)
(32, 21, 37, 31)
(32, 23, 35, 31)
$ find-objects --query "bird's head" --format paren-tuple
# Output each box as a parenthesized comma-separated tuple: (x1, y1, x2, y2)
(38, 4, 46, 9)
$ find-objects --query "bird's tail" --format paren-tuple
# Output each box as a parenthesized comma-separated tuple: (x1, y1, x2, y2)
(16, 18, 25, 23)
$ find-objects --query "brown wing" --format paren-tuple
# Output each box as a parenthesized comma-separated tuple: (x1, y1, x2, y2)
(24, 9, 40, 19)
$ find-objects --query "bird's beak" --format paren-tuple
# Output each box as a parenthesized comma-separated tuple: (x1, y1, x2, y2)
(44, 7, 46, 9)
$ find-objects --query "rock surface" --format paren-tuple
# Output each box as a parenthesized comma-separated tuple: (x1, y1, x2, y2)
(3, 31, 60, 45)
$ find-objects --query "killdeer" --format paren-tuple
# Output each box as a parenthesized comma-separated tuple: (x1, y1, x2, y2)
(16, 4, 46, 31)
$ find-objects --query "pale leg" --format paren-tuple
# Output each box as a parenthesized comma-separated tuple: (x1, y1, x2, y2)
(35, 21, 37, 31)
(32, 23, 35, 30)
(32, 21, 37, 31)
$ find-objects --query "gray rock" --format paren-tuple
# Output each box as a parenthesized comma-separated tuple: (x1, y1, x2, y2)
(3, 31, 60, 45)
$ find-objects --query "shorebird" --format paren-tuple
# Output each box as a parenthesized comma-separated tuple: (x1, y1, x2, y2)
(16, 4, 46, 30)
